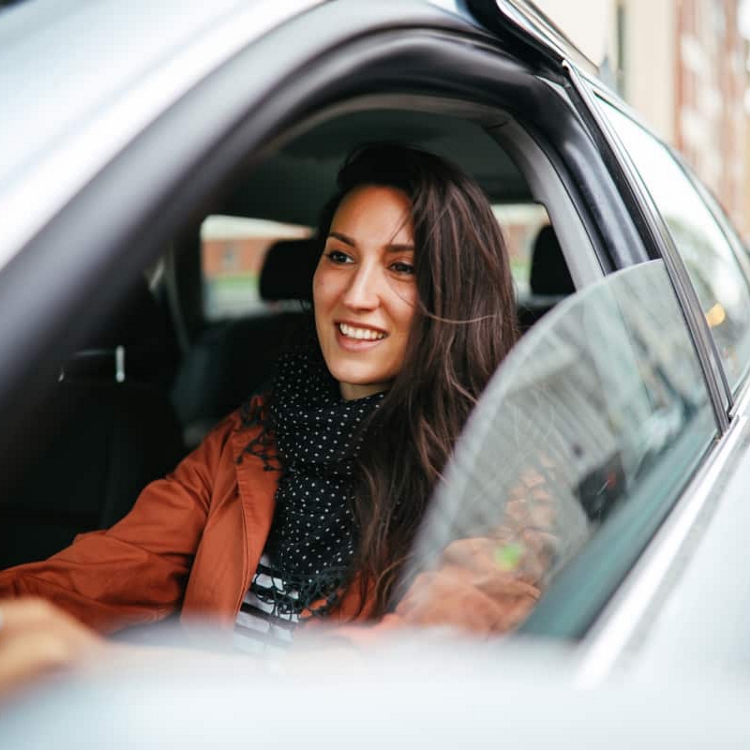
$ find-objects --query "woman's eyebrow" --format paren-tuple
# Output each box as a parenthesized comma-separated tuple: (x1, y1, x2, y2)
(327, 231, 355, 246)
(327, 232, 414, 252)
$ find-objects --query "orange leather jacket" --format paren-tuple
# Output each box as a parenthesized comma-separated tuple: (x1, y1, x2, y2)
(0, 398, 542, 638)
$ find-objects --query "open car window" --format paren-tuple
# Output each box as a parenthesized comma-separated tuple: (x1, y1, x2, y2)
(407, 260, 718, 637)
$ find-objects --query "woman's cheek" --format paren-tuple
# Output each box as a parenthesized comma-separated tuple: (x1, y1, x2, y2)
(312, 273, 325, 311)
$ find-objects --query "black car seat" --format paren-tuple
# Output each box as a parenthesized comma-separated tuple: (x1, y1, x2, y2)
(172, 237, 320, 448)
(0, 278, 185, 568)
(516, 224, 575, 332)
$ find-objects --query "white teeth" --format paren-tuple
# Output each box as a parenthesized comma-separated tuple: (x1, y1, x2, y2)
(339, 323, 386, 341)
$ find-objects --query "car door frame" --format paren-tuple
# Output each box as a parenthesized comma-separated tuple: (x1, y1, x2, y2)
(544, 68, 750, 680)
(465, 0, 732, 427)
(568, 73, 732, 428)
(0, 1, 650, 456)
(460, 0, 750, 666)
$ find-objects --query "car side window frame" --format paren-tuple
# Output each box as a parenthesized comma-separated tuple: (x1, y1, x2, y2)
(564, 71, 732, 431)
(595, 98, 750, 401)
(669, 153, 750, 407)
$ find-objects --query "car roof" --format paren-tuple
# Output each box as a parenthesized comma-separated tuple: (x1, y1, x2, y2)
(0, 0, 593, 206)
(0, 0, 323, 265)
(222, 106, 532, 227)
(0, 0, 536, 240)
(0, 0, 310, 180)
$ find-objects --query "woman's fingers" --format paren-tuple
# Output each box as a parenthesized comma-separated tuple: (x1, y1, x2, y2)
(0, 598, 103, 695)
(0, 630, 79, 690)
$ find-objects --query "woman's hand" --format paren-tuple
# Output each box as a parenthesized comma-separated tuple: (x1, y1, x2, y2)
(394, 537, 542, 635)
(0, 598, 104, 695)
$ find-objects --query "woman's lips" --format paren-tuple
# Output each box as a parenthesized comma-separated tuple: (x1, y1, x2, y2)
(334, 322, 387, 351)
(338, 322, 386, 340)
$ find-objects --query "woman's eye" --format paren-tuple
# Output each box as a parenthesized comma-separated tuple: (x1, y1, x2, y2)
(390, 261, 415, 275)
(325, 250, 353, 264)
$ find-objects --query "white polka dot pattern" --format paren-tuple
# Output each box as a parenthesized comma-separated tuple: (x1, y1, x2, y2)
(264, 347, 384, 614)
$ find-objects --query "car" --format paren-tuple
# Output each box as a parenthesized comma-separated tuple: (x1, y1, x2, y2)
(2, 0, 750, 737)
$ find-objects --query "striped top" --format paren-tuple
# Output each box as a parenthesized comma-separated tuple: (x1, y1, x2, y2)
(233, 554, 300, 657)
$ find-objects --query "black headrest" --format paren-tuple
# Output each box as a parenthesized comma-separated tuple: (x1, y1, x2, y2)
(259, 237, 321, 303)
(529, 225, 575, 297)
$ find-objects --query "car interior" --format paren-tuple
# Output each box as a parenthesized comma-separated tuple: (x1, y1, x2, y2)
(0, 97, 579, 573)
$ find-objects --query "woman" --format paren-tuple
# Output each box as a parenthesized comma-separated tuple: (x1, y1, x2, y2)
(0, 144, 532, 670)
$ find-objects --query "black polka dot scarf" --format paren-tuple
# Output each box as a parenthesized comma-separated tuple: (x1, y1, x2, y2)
(265, 348, 384, 616)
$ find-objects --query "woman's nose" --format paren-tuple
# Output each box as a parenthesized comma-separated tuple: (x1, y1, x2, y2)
(341, 264, 380, 310)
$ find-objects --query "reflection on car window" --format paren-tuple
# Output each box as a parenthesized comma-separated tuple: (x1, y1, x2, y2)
(201, 215, 311, 321)
(598, 100, 750, 391)
(407, 261, 717, 634)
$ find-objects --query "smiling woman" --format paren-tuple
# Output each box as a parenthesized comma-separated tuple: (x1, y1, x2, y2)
(306, 144, 519, 617)
(0, 143, 523, 669)
(314, 183, 417, 400)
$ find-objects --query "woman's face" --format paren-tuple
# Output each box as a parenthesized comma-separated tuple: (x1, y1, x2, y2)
(313, 184, 417, 400)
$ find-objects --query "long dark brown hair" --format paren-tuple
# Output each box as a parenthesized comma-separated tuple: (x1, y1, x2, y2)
(317, 144, 518, 616)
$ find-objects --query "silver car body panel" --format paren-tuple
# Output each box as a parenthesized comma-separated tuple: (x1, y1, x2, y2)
(628, 409, 750, 677)
(574, 416, 743, 685)
(3, 641, 750, 747)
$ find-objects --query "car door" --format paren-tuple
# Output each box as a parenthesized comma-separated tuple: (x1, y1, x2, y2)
(575, 84, 750, 682)
(456, 0, 750, 675)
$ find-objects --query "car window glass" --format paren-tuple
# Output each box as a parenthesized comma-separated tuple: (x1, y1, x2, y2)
(201, 215, 311, 321)
(492, 204, 551, 298)
(407, 261, 717, 636)
(597, 100, 750, 392)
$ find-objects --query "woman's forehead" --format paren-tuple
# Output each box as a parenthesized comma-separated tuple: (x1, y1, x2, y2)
(331, 185, 414, 245)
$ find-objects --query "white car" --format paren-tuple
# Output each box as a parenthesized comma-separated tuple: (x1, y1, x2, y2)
(1, 0, 750, 743)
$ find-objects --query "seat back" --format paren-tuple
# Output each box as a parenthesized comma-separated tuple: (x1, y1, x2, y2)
(172, 237, 320, 448)
(0, 278, 185, 567)
(529, 224, 575, 297)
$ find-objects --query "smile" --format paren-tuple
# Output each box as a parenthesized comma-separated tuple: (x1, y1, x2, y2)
(338, 323, 386, 341)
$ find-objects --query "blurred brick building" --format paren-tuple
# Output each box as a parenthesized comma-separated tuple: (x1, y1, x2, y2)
(535, 0, 750, 237)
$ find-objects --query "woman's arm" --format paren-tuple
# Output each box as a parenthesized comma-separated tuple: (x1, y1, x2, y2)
(0, 414, 239, 634)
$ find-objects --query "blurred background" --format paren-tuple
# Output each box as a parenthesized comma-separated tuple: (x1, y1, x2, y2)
(535, 0, 750, 241)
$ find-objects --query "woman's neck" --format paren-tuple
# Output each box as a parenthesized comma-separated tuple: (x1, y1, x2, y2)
(339, 382, 390, 401)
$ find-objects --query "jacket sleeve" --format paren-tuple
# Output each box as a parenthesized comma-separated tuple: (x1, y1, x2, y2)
(0, 414, 239, 634)
(328, 463, 587, 645)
